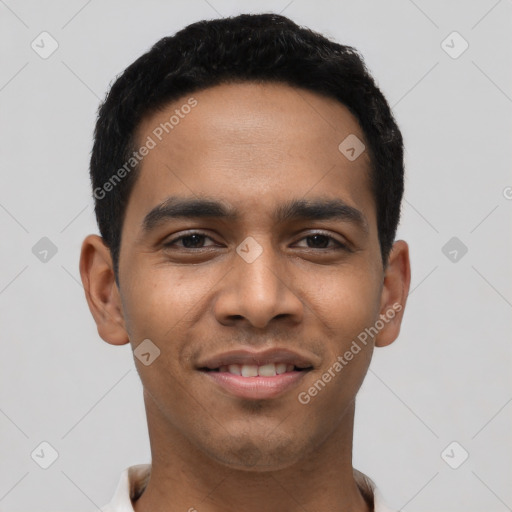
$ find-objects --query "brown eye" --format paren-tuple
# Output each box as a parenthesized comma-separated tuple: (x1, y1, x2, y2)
(163, 232, 217, 249)
(295, 232, 348, 250)
(179, 234, 207, 248)
(305, 234, 331, 248)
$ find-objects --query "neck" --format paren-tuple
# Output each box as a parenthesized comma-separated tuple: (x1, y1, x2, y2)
(133, 395, 371, 512)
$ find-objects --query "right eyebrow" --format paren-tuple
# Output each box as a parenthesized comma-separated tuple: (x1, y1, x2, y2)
(142, 196, 239, 233)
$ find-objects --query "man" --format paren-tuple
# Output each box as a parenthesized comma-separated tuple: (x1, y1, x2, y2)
(80, 13, 410, 512)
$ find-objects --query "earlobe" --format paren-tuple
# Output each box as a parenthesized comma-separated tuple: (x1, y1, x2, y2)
(374, 240, 411, 348)
(79, 234, 130, 346)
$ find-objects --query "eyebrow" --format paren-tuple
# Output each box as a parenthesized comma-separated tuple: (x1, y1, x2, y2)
(141, 196, 369, 234)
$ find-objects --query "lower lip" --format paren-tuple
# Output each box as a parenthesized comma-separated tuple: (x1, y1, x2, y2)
(202, 370, 309, 400)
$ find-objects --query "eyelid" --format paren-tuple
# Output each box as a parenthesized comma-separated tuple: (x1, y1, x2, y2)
(291, 230, 349, 251)
(163, 229, 349, 250)
(163, 230, 219, 248)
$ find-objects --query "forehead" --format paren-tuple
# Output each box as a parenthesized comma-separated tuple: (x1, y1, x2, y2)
(127, 81, 375, 230)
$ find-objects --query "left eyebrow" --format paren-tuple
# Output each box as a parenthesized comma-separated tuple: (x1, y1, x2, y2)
(141, 196, 369, 235)
(275, 198, 369, 234)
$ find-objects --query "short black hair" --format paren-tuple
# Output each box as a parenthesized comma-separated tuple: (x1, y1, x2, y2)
(90, 13, 404, 281)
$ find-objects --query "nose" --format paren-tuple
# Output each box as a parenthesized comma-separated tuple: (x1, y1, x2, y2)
(213, 241, 304, 330)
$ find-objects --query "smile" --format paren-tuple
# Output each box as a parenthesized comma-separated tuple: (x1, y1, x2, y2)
(206, 363, 302, 377)
(198, 350, 314, 400)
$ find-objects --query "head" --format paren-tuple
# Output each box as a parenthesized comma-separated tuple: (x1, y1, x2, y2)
(90, 13, 404, 280)
(81, 13, 410, 470)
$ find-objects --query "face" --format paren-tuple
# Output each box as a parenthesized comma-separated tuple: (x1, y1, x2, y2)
(82, 82, 410, 471)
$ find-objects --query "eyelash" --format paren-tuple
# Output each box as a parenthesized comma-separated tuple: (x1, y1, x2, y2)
(163, 231, 349, 251)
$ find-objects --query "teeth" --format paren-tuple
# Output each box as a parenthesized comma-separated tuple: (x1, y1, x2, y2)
(216, 363, 299, 377)
(276, 363, 287, 375)
(241, 364, 258, 377)
(258, 364, 276, 377)
(228, 364, 241, 375)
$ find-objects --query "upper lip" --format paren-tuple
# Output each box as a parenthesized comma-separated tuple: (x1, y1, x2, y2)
(197, 348, 315, 370)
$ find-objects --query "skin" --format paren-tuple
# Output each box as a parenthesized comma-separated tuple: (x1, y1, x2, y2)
(80, 82, 410, 512)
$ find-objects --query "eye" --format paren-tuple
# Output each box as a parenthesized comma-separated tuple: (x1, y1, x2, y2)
(162, 231, 349, 251)
(294, 232, 348, 250)
(163, 232, 218, 249)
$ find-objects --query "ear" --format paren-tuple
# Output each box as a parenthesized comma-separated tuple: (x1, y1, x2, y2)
(79, 234, 129, 346)
(374, 240, 411, 348)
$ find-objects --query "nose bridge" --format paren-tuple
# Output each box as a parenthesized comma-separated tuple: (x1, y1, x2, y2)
(238, 239, 281, 299)
(214, 236, 303, 328)
(236, 234, 284, 302)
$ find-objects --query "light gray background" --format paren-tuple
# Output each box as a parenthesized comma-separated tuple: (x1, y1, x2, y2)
(1, 0, 511, 510)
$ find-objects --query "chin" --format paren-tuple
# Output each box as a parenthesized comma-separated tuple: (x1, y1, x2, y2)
(202, 433, 309, 472)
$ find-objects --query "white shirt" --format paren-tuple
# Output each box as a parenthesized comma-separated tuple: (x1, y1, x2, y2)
(100, 464, 395, 512)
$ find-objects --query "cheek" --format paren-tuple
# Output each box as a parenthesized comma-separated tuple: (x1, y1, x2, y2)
(301, 263, 382, 343)
(313, 267, 381, 397)
(121, 266, 209, 342)
(120, 269, 203, 406)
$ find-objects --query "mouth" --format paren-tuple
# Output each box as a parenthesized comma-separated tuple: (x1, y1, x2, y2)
(197, 349, 314, 400)
(201, 363, 311, 377)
